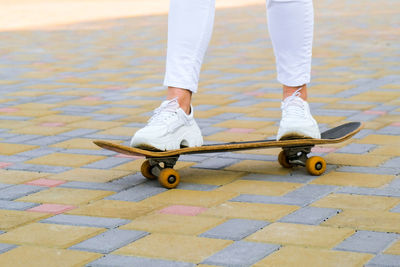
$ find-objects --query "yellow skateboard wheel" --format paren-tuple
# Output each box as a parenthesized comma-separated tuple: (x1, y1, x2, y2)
(141, 160, 157, 180)
(278, 150, 292, 168)
(306, 156, 326, 176)
(159, 168, 180, 189)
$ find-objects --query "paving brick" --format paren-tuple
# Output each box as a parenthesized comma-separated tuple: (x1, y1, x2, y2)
(59, 128, 99, 137)
(336, 143, 377, 154)
(193, 157, 239, 169)
(365, 254, 400, 267)
(88, 254, 195, 267)
(0, 243, 16, 254)
(0, 200, 38, 211)
(0, 183, 10, 190)
(0, 155, 30, 163)
(382, 157, 400, 168)
(391, 204, 400, 213)
(106, 183, 166, 202)
(200, 219, 269, 241)
(334, 231, 399, 254)
(83, 157, 132, 169)
(177, 183, 218, 191)
(70, 229, 147, 254)
(40, 214, 130, 228)
(311, 171, 394, 188)
(23, 136, 71, 146)
(279, 206, 339, 225)
(337, 187, 400, 198)
(16, 147, 62, 157)
(377, 125, 400, 135)
(7, 163, 72, 173)
(202, 241, 279, 266)
(336, 166, 400, 175)
(0, 184, 45, 200)
(242, 172, 317, 183)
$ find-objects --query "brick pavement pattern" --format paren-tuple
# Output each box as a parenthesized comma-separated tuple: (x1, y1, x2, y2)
(0, 0, 400, 266)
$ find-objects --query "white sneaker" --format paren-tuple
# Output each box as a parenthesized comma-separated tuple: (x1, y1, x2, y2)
(130, 98, 203, 151)
(277, 89, 321, 140)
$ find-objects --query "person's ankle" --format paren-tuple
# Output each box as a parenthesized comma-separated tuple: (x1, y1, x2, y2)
(167, 87, 192, 114)
(283, 84, 307, 101)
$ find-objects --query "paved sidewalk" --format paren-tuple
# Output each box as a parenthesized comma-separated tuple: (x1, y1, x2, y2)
(0, 0, 400, 266)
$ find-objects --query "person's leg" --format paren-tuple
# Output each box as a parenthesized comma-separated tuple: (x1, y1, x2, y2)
(266, 0, 320, 140)
(164, 0, 216, 114)
(131, 0, 215, 150)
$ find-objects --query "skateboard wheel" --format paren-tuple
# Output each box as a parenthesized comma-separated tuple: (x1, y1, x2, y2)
(306, 156, 326, 176)
(159, 168, 180, 189)
(141, 160, 157, 180)
(278, 151, 292, 168)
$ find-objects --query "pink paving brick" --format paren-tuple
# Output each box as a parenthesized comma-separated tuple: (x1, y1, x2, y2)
(0, 162, 12, 168)
(363, 110, 387, 115)
(244, 91, 263, 97)
(114, 154, 142, 159)
(105, 85, 127, 90)
(0, 108, 19, 113)
(25, 178, 66, 187)
(391, 122, 400, 127)
(81, 96, 102, 101)
(311, 146, 336, 153)
(28, 204, 76, 214)
(40, 122, 65, 127)
(227, 128, 255, 134)
(158, 205, 207, 216)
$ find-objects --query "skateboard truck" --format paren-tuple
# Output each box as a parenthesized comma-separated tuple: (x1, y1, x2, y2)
(278, 145, 326, 175)
(283, 145, 313, 166)
(141, 156, 180, 189)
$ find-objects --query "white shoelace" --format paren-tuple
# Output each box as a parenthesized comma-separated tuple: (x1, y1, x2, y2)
(281, 88, 306, 118)
(148, 98, 185, 126)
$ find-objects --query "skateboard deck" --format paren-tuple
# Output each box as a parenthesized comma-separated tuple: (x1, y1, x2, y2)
(94, 122, 362, 188)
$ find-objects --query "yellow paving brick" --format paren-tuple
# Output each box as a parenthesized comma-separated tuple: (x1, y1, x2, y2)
(253, 246, 373, 267)
(213, 120, 274, 129)
(0, 223, 105, 248)
(0, 246, 101, 267)
(114, 233, 232, 263)
(0, 210, 50, 231)
(247, 222, 354, 248)
(67, 120, 124, 130)
(17, 187, 114, 205)
(98, 126, 138, 136)
(50, 168, 131, 182)
(12, 103, 61, 110)
(0, 170, 50, 184)
(311, 171, 394, 188)
(225, 160, 290, 175)
(97, 107, 147, 115)
(67, 199, 162, 220)
(362, 121, 387, 130)
(25, 153, 105, 167)
(141, 189, 238, 208)
(120, 213, 225, 235)
(205, 132, 268, 142)
(33, 114, 90, 123)
(323, 210, 400, 233)
(216, 180, 302, 196)
(10, 125, 72, 136)
(200, 202, 299, 221)
(325, 153, 389, 167)
(357, 134, 400, 145)
(314, 115, 347, 124)
(369, 145, 400, 156)
(348, 91, 399, 102)
(173, 168, 245, 186)
(0, 120, 33, 130)
(323, 102, 375, 110)
(50, 138, 103, 150)
(308, 84, 355, 94)
(0, 109, 59, 118)
(311, 193, 400, 211)
(0, 143, 37, 156)
(246, 110, 281, 119)
(385, 240, 400, 255)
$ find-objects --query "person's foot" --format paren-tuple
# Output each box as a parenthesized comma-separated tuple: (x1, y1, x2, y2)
(277, 90, 320, 140)
(130, 98, 203, 151)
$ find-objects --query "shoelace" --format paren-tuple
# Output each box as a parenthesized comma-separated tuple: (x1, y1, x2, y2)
(281, 88, 306, 118)
(148, 98, 185, 126)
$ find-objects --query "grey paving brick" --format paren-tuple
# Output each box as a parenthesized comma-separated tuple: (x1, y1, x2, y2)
(0, 155, 30, 163)
(179, 154, 210, 163)
(0, 115, 30, 121)
(0, 183, 11, 190)
(365, 254, 400, 267)
(105, 183, 166, 202)
(387, 179, 400, 189)
(284, 184, 338, 203)
(70, 229, 147, 254)
(193, 157, 239, 169)
(61, 148, 116, 156)
(335, 231, 398, 254)
(391, 204, 400, 213)
(201, 126, 226, 136)
(4, 134, 42, 144)
(231, 194, 305, 206)
(382, 157, 400, 168)
(6, 163, 72, 173)
(24, 136, 71, 146)
(337, 166, 400, 175)
(353, 129, 375, 139)
(336, 143, 377, 154)
(60, 180, 133, 192)
(242, 173, 316, 184)
(85, 134, 130, 141)
(377, 126, 400, 135)
(202, 241, 279, 267)
(177, 183, 218, 191)
(0, 243, 17, 254)
(314, 109, 358, 117)
(87, 254, 195, 267)
(279, 206, 340, 225)
(337, 187, 400, 198)
(0, 200, 38, 210)
(347, 113, 379, 122)
(41, 214, 129, 228)
(59, 128, 99, 137)
(200, 219, 269, 240)
(222, 152, 276, 161)
(209, 113, 242, 120)
(83, 157, 132, 169)
(16, 147, 62, 157)
(89, 114, 126, 121)
(0, 184, 45, 200)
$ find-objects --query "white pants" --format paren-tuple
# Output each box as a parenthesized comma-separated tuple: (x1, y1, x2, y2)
(164, 0, 314, 93)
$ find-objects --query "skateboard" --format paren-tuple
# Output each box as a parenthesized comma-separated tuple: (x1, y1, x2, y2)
(94, 122, 362, 189)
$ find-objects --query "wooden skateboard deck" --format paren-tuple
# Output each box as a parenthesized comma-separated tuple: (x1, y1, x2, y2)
(94, 122, 362, 189)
